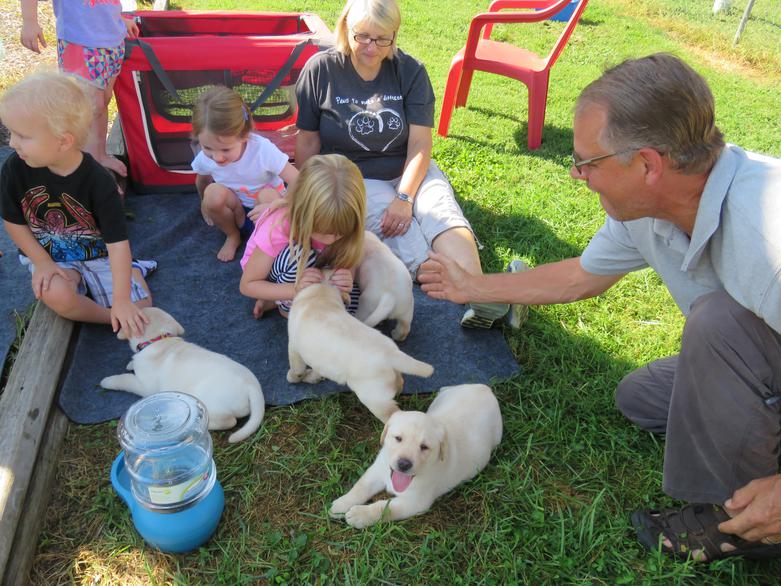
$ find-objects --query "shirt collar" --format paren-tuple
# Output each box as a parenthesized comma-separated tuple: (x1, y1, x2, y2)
(680, 147, 737, 270)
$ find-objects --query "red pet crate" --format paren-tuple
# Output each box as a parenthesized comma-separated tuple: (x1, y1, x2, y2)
(114, 11, 332, 193)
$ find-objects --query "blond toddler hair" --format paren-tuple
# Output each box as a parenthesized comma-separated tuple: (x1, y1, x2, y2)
(0, 71, 94, 150)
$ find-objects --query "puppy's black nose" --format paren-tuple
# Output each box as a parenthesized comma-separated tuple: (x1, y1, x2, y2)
(396, 458, 412, 472)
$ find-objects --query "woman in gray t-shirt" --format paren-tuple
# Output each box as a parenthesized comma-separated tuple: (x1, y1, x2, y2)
(295, 0, 509, 328)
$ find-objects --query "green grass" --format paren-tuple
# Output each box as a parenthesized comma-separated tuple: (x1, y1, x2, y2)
(27, 0, 781, 583)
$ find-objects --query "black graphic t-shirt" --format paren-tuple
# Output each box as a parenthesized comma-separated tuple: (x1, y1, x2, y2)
(0, 152, 127, 262)
(296, 48, 435, 181)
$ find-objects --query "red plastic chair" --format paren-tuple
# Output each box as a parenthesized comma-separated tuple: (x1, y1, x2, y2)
(437, 0, 589, 149)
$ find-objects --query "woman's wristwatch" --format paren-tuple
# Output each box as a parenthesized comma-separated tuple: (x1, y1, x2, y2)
(395, 191, 414, 204)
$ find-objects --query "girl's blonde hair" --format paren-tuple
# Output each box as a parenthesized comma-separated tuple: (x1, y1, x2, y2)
(335, 0, 400, 58)
(286, 154, 366, 284)
(0, 72, 93, 149)
(191, 86, 254, 139)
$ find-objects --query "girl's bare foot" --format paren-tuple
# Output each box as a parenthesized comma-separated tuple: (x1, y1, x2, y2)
(217, 235, 241, 262)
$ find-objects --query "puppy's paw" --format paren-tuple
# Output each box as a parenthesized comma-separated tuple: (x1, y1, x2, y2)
(302, 369, 323, 384)
(286, 369, 304, 383)
(345, 503, 382, 529)
(100, 375, 121, 390)
(391, 323, 410, 342)
(125, 360, 135, 371)
(329, 494, 357, 518)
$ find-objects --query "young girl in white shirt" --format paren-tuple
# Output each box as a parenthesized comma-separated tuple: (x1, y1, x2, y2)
(191, 86, 298, 262)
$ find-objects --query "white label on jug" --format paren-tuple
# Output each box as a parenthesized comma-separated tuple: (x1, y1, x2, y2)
(147, 469, 210, 505)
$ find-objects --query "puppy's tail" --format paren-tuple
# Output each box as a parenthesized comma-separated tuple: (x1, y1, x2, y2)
(392, 350, 434, 378)
(361, 293, 395, 327)
(228, 380, 266, 443)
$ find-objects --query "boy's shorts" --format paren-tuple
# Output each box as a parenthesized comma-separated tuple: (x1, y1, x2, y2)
(19, 256, 154, 308)
(57, 39, 125, 90)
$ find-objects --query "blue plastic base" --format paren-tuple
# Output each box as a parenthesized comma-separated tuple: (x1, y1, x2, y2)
(111, 451, 224, 553)
(539, 0, 578, 22)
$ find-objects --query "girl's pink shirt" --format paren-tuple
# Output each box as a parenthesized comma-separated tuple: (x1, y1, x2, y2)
(239, 208, 327, 270)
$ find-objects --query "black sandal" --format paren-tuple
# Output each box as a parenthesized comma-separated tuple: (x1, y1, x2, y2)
(631, 503, 781, 562)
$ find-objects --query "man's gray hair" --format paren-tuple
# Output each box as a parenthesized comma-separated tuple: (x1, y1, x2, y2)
(577, 53, 725, 174)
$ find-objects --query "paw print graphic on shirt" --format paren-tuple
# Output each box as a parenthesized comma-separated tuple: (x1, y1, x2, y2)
(387, 116, 401, 131)
(354, 115, 376, 136)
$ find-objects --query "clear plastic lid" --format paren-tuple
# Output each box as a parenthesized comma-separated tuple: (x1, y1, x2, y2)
(118, 392, 215, 511)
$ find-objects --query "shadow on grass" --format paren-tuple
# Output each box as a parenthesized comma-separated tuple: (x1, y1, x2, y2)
(442, 108, 574, 163)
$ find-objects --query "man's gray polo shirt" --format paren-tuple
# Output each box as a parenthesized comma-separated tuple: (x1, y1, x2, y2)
(580, 145, 781, 334)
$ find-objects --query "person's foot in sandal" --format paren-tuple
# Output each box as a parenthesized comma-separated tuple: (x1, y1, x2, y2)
(631, 503, 781, 562)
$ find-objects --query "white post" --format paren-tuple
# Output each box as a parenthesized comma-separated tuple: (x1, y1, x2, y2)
(733, 0, 757, 45)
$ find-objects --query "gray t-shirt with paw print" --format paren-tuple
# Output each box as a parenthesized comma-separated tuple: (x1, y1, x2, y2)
(295, 48, 435, 181)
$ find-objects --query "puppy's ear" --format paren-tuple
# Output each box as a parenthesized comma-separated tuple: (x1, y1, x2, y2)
(438, 429, 448, 462)
(380, 421, 389, 447)
(170, 316, 185, 336)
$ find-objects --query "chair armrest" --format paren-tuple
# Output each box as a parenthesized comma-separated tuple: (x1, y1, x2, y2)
(481, 0, 574, 39)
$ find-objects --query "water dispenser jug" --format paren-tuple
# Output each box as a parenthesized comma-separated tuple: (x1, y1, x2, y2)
(112, 392, 224, 552)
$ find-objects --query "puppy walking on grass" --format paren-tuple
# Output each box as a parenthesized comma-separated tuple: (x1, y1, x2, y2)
(330, 384, 502, 528)
(287, 279, 433, 422)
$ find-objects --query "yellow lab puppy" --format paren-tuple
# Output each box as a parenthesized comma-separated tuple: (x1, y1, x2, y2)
(101, 307, 265, 443)
(330, 384, 502, 528)
(287, 280, 433, 422)
(355, 231, 414, 341)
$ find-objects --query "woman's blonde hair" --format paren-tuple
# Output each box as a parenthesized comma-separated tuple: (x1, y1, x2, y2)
(285, 154, 366, 284)
(191, 86, 254, 139)
(0, 72, 93, 149)
(335, 0, 400, 58)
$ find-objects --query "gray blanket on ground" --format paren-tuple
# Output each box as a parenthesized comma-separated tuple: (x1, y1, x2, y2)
(42, 191, 518, 423)
(0, 146, 36, 368)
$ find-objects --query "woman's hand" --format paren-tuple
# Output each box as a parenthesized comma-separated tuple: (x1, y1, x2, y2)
(328, 268, 354, 293)
(380, 197, 413, 238)
(295, 268, 324, 294)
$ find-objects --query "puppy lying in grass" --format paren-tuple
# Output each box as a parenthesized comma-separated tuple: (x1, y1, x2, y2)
(287, 278, 433, 422)
(355, 231, 414, 341)
(100, 307, 265, 443)
(330, 384, 502, 528)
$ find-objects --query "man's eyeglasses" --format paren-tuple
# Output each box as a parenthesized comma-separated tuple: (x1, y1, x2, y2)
(571, 149, 635, 173)
(352, 31, 395, 47)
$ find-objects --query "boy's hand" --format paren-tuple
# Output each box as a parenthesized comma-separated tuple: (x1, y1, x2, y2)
(31, 262, 71, 298)
(110, 299, 149, 337)
(20, 19, 46, 53)
(122, 16, 139, 39)
(295, 268, 324, 293)
(328, 268, 354, 293)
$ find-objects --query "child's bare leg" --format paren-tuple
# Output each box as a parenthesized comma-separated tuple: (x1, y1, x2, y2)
(39, 270, 112, 324)
(132, 267, 153, 309)
(85, 80, 127, 178)
(252, 299, 277, 319)
(202, 183, 244, 262)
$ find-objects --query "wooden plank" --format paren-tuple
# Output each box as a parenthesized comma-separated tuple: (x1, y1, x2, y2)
(2, 408, 69, 586)
(0, 304, 73, 580)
